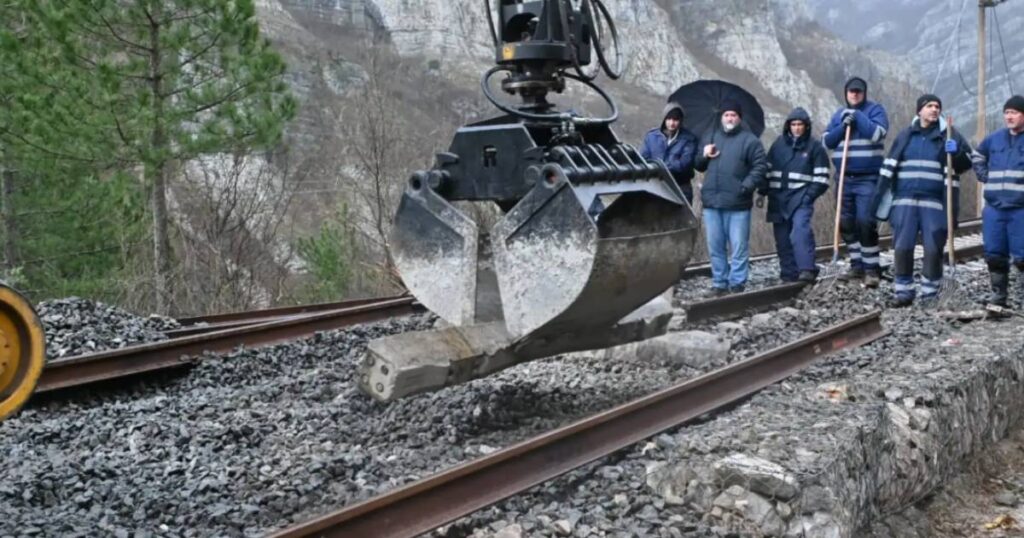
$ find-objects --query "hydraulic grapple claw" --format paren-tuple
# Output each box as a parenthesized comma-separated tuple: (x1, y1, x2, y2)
(357, 0, 699, 401)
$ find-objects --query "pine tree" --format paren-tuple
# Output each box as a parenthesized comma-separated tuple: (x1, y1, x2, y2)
(1, 0, 296, 312)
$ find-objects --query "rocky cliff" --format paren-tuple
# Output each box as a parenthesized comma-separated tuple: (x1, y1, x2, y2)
(260, 0, 926, 141)
(807, 0, 1023, 137)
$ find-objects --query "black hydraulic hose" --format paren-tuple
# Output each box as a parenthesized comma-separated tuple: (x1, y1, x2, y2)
(588, 0, 622, 80)
(484, 0, 498, 49)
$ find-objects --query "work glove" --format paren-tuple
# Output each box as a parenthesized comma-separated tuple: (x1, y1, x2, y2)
(945, 139, 958, 154)
(841, 109, 856, 127)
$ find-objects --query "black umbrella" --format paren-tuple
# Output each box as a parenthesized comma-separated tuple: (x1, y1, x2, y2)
(668, 80, 766, 139)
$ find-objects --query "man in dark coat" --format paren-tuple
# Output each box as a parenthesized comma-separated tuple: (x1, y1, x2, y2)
(694, 100, 768, 296)
(971, 95, 1024, 307)
(641, 102, 698, 203)
(875, 94, 972, 307)
(761, 107, 831, 283)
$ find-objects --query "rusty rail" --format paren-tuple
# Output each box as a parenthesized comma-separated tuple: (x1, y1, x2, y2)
(269, 311, 887, 538)
(684, 281, 807, 323)
(37, 296, 421, 393)
(168, 296, 410, 337)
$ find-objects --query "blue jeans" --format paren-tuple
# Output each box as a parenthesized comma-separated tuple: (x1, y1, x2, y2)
(703, 208, 751, 289)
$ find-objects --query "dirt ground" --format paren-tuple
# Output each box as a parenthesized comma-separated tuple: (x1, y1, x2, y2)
(916, 427, 1024, 537)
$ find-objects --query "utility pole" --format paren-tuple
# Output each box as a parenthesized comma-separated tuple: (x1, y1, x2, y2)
(976, 0, 1007, 214)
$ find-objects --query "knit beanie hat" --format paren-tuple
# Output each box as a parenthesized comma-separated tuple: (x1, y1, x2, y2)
(720, 99, 743, 117)
(916, 94, 942, 113)
(1005, 95, 1024, 114)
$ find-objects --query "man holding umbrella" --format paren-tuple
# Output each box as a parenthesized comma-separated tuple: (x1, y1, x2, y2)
(822, 77, 890, 287)
(695, 100, 768, 296)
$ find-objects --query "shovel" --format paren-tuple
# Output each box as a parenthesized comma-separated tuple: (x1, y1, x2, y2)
(938, 115, 969, 308)
(813, 123, 853, 289)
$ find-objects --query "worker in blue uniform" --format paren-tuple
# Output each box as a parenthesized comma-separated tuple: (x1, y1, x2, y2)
(822, 77, 890, 287)
(972, 95, 1024, 307)
(761, 107, 830, 283)
(875, 95, 972, 307)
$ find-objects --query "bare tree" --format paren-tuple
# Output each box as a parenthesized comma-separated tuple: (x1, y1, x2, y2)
(330, 43, 452, 290)
(168, 150, 300, 315)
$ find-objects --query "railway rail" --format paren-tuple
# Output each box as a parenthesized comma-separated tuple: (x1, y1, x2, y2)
(270, 311, 888, 538)
(166, 296, 409, 337)
(36, 296, 421, 394)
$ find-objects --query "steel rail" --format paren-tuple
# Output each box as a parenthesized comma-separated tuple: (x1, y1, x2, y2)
(36, 297, 420, 394)
(173, 293, 407, 327)
(269, 311, 887, 538)
(684, 281, 807, 323)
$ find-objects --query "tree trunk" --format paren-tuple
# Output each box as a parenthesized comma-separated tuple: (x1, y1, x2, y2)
(0, 164, 17, 271)
(151, 162, 171, 312)
(149, 16, 170, 313)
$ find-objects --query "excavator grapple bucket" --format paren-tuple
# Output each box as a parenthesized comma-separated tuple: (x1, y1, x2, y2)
(494, 165, 694, 338)
(356, 0, 701, 401)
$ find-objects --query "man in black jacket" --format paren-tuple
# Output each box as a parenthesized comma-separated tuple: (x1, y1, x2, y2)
(761, 107, 831, 283)
(695, 100, 768, 296)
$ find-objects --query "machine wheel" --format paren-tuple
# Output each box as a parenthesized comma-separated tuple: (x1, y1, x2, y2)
(0, 285, 45, 421)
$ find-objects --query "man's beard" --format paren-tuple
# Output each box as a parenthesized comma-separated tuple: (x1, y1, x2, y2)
(722, 120, 739, 132)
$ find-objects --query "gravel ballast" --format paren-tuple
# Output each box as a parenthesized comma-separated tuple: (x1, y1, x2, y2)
(37, 298, 181, 358)
(4, 257, 1020, 538)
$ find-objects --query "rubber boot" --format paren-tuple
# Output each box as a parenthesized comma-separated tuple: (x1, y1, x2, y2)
(987, 256, 1011, 307)
(863, 270, 881, 289)
(989, 271, 1009, 307)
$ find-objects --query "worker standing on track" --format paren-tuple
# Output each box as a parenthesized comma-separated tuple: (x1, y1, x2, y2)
(761, 107, 830, 283)
(875, 95, 972, 307)
(695, 100, 768, 297)
(972, 95, 1024, 308)
(823, 77, 890, 287)
(641, 102, 698, 204)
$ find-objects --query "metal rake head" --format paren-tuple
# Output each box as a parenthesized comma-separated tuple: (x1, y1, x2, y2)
(808, 259, 843, 296)
(936, 273, 972, 310)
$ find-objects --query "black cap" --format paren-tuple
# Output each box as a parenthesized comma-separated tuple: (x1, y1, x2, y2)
(916, 94, 942, 113)
(1005, 95, 1024, 115)
(845, 77, 867, 93)
(720, 99, 743, 117)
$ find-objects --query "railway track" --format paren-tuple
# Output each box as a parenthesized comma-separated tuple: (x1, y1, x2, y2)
(270, 312, 888, 538)
(165, 296, 408, 337)
(36, 296, 421, 394)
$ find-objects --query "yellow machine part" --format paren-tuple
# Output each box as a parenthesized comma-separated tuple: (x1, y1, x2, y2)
(0, 284, 45, 421)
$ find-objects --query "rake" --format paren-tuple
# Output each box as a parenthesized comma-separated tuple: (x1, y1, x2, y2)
(938, 115, 970, 309)
(813, 124, 853, 290)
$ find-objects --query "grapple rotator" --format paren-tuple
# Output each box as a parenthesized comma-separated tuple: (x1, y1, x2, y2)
(358, 0, 699, 401)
